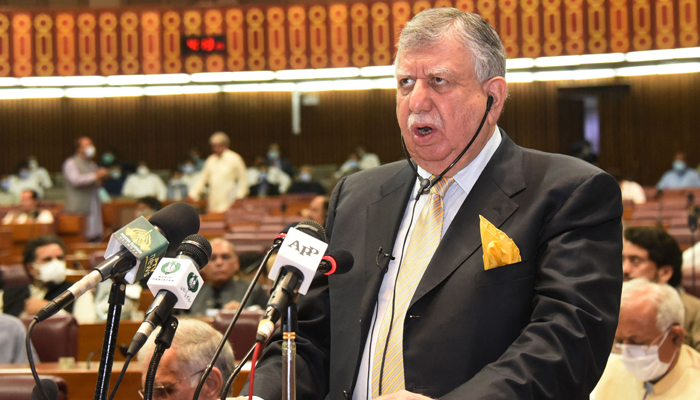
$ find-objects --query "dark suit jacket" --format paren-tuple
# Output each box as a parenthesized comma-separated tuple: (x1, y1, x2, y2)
(253, 131, 623, 400)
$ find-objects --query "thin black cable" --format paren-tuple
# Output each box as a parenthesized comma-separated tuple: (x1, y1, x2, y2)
(221, 344, 256, 399)
(401, 95, 494, 198)
(364, 303, 379, 400)
(144, 342, 166, 400)
(192, 246, 274, 400)
(375, 191, 421, 397)
(107, 354, 133, 400)
(26, 318, 49, 400)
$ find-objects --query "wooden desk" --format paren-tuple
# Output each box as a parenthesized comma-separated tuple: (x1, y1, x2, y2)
(77, 321, 142, 362)
(0, 361, 250, 400)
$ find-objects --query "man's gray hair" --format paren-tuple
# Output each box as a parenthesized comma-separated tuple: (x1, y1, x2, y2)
(210, 131, 230, 146)
(620, 278, 685, 332)
(397, 8, 506, 82)
(140, 318, 234, 389)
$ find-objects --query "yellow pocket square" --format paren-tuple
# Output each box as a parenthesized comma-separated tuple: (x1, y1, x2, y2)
(479, 215, 521, 270)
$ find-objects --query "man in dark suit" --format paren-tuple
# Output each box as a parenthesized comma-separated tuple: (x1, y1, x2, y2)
(251, 8, 622, 400)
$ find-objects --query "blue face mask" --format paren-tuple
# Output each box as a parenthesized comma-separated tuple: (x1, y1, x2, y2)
(267, 150, 280, 160)
(673, 160, 686, 172)
(181, 164, 195, 175)
(299, 172, 312, 183)
(0, 179, 9, 191)
(19, 169, 31, 180)
(102, 153, 115, 165)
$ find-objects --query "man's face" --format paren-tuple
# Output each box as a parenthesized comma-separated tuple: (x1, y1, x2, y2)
(308, 196, 326, 226)
(395, 37, 497, 175)
(622, 240, 671, 283)
(615, 298, 678, 364)
(20, 191, 37, 211)
(79, 137, 93, 156)
(141, 350, 200, 400)
(27, 243, 65, 279)
(201, 241, 239, 288)
(210, 141, 226, 156)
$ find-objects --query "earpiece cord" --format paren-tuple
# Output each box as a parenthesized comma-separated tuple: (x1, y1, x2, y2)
(401, 95, 494, 199)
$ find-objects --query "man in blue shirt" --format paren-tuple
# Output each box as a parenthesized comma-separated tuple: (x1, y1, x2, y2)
(657, 152, 700, 190)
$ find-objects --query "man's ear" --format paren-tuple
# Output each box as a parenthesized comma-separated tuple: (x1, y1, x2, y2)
(204, 366, 224, 399)
(670, 325, 685, 347)
(482, 77, 507, 126)
(657, 265, 674, 284)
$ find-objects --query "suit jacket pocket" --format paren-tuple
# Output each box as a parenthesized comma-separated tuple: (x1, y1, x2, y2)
(476, 258, 534, 288)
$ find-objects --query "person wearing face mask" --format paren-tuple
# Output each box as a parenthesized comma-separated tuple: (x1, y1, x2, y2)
(266, 142, 295, 178)
(26, 155, 53, 192)
(287, 165, 327, 195)
(334, 152, 362, 179)
(0, 174, 17, 205)
(592, 279, 700, 399)
(656, 152, 700, 190)
(1, 235, 95, 323)
(103, 164, 126, 197)
(8, 160, 44, 199)
(179, 159, 201, 190)
(122, 161, 167, 201)
(63, 136, 109, 241)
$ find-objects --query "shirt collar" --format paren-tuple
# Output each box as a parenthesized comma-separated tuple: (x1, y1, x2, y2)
(652, 345, 689, 394)
(416, 125, 501, 195)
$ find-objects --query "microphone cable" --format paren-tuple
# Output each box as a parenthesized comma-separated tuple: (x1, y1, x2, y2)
(247, 341, 264, 400)
(192, 244, 275, 400)
(25, 318, 50, 400)
(220, 344, 256, 399)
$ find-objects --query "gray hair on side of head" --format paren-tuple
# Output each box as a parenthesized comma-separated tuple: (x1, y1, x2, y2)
(139, 319, 234, 390)
(620, 278, 685, 332)
(210, 132, 230, 146)
(210, 237, 237, 257)
(396, 8, 506, 83)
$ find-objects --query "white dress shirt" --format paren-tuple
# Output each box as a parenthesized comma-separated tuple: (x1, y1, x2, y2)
(352, 127, 502, 400)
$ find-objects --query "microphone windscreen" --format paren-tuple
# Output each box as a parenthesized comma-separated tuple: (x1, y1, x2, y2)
(327, 248, 354, 275)
(31, 379, 59, 400)
(149, 202, 201, 253)
(178, 234, 212, 269)
(295, 220, 327, 242)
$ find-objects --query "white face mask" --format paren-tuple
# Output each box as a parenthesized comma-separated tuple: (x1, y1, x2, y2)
(35, 259, 67, 285)
(137, 166, 150, 176)
(84, 145, 96, 159)
(619, 329, 674, 382)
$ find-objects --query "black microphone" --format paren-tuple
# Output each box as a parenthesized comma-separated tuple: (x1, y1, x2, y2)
(127, 234, 212, 356)
(35, 202, 200, 322)
(31, 379, 58, 400)
(256, 247, 354, 342)
(690, 206, 699, 233)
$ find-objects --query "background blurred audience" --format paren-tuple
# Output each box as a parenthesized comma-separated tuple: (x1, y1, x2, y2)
(657, 152, 700, 190)
(1, 189, 53, 224)
(122, 161, 167, 201)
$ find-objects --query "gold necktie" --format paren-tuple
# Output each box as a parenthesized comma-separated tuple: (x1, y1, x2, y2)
(371, 176, 455, 397)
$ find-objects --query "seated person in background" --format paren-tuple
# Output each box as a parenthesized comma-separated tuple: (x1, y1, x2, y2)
(139, 318, 234, 400)
(8, 160, 44, 199)
(0, 313, 39, 364)
(249, 163, 281, 198)
(623, 227, 700, 352)
(303, 195, 329, 226)
(593, 279, 700, 399)
(356, 144, 381, 170)
(287, 165, 327, 195)
(1, 189, 54, 224)
(266, 143, 295, 178)
(179, 159, 201, 189)
(657, 152, 700, 190)
(26, 155, 53, 192)
(167, 170, 189, 201)
(103, 164, 126, 198)
(247, 155, 291, 194)
(2, 235, 95, 323)
(0, 174, 17, 205)
(135, 196, 162, 219)
(184, 238, 268, 317)
(122, 161, 167, 201)
(609, 168, 646, 205)
(334, 152, 361, 179)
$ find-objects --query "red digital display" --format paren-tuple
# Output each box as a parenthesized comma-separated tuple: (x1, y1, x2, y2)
(182, 36, 226, 54)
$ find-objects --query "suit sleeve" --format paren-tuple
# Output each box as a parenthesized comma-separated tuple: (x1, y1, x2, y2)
(247, 177, 348, 400)
(443, 171, 623, 400)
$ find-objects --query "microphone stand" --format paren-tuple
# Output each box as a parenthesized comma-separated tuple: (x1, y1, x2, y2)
(93, 280, 126, 400)
(689, 206, 698, 294)
(282, 304, 298, 400)
(143, 316, 179, 400)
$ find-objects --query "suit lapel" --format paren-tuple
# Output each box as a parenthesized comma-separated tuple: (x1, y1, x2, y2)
(411, 131, 526, 307)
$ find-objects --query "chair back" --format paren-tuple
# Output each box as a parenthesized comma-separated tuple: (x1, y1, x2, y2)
(21, 314, 79, 362)
(0, 375, 68, 400)
(211, 309, 265, 357)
